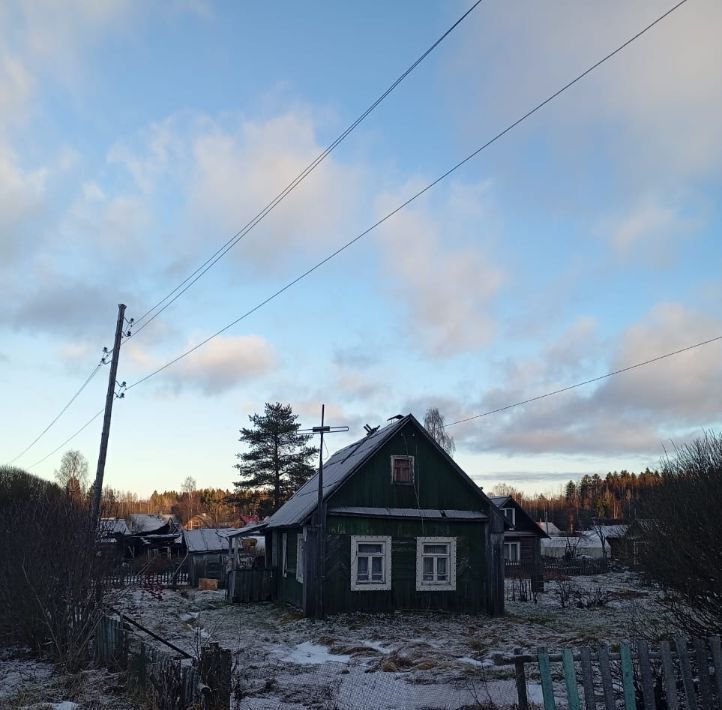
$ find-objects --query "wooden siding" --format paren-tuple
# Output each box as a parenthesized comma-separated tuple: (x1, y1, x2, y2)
(276, 529, 303, 608)
(323, 516, 487, 614)
(328, 422, 486, 512)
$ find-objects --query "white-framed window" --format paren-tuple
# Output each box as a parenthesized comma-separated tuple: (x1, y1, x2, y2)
(296, 531, 305, 583)
(281, 532, 288, 577)
(502, 507, 516, 527)
(350, 535, 392, 591)
(416, 537, 456, 591)
(391, 455, 414, 485)
(504, 541, 521, 562)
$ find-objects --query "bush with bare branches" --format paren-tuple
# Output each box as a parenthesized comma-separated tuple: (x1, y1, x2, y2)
(637, 432, 722, 636)
(0, 466, 112, 671)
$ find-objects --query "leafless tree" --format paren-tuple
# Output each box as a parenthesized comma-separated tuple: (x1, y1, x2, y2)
(54, 449, 89, 492)
(423, 407, 455, 456)
(638, 431, 722, 636)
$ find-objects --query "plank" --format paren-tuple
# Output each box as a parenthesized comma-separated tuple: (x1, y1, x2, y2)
(620, 643, 637, 710)
(598, 643, 616, 710)
(537, 647, 557, 710)
(515, 657, 529, 710)
(675, 637, 697, 710)
(694, 638, 713, 710)
(660, 640, 678, 710)
(580, 646, 596, 710)
(636, 639, 656, 710)
(710, 636, 722, 705)
(563, 648, 581, 710)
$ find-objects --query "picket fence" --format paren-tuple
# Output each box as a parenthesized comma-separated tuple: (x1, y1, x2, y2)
(508, 636, 722, 709)
(103, 569, 190, 588)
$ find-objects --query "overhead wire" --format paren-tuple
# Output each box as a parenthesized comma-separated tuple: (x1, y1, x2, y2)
(125, 0, 688, 392)
(7, 359, 105, 465)
(128, 0, 486, 338)
(444, 334, 722, 428)
(27, 408, 105, 469)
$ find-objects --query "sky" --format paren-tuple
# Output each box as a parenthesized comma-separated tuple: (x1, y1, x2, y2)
(1, 0, 721, 497)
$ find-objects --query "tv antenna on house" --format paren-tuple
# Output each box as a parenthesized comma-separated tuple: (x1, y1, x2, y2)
(298, 404, 348, 618)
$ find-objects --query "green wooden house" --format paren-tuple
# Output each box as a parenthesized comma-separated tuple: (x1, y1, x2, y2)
(263, 414, 506, 617)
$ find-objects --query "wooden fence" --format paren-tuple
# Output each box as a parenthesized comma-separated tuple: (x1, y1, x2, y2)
(508, 636, 722, 709)
(95, 613, 231, 710)
(103, 569, 190, 588)
(226, 568, 274, 603)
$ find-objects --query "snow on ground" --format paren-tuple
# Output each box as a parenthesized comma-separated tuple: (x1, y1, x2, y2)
(0, 650, 133, 709)
(107, 570, 671, 709)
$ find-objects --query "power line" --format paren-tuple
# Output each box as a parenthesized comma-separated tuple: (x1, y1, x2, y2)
(445, 335, 722, 428)
(126, 0, 688, 392)
(27, 408, 105, 469)
(128, 0, 486, 338)
(7, 359, 106, 465)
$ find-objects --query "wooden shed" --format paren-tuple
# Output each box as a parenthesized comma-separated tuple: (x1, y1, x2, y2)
(262, 414, 506, 617)
(183, 528, 245, 587)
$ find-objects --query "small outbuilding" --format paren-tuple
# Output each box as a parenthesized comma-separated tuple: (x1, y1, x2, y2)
(183, 528, 247, 587)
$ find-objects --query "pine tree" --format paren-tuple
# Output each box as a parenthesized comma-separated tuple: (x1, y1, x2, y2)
(233, 402, 318, 514)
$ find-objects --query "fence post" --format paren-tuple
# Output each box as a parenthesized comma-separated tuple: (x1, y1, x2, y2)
(200, 642, 232, 710)
(514, 650, 529, 710)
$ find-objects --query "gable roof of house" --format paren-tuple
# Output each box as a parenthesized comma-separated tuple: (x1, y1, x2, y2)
(537, 521, 563, 536)
(127, 514, 178, 534)
(266, 414, 495, 529)
(490, 495, 548, 537)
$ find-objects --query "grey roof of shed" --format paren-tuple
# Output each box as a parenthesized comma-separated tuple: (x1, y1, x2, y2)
(266, 414, 496, 529)
(328, 506, 486, 521)
(183, 528, 245, 554)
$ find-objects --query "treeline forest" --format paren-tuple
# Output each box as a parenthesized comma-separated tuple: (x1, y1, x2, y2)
(491, 468, 662, 532)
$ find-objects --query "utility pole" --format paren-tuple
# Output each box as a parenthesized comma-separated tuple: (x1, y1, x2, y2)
(90, 303, 127, 530)
(300, 405, 347, 618)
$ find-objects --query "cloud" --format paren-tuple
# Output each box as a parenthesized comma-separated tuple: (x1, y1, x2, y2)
(126, 334, 277, 396)
(108, 108, 364, 273)
(374, 180, 503, 357)
(600, 194, 698, 265)
(448, 0, 722, 189)
(450, 304, 722, 457)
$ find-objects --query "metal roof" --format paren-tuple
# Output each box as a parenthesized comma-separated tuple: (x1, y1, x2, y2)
(265, 416, 410, 528)
(489, 496, 511, 507)
(183, 528, 246, 554)
(127, 514, 177, 534)
(266, 414, 496, 529)
(328, 506, 486, 520)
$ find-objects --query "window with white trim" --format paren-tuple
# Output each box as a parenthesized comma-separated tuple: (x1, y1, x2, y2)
(416, 537, 456, 591)
(504, 541, 520, 562)
(350, 536, 392, 591)
(296, 532, 304, 583)
(502, 507, 516, 526)
(390, 455, 414, 485)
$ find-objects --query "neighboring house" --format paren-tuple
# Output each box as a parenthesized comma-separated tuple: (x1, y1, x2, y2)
(541, 531, 610, 559)
(183, 528, 246, 586)
(124, 514, 184, 559)
(619, 519, 656, 566)
(260, 414, 506, 617)
(490, 496, 548, 579)
(594, 524, 628, 559)
(536, 521, 563, 537)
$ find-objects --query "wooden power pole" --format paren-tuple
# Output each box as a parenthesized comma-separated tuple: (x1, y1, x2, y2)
(90, 303, 126, 529)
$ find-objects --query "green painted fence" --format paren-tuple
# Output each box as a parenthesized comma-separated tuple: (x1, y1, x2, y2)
(507, 636, 722, 710)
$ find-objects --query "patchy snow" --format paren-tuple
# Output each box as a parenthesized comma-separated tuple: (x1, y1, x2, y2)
(109, 571, 671, 709)
(278, 641, 352, 665)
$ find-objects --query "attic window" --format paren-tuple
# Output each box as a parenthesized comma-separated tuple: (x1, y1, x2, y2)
(391, 455, 414, 485)
(502, 507, 516, 527)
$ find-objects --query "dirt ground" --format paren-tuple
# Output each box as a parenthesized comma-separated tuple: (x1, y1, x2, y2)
(0, 571, 674, 709)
